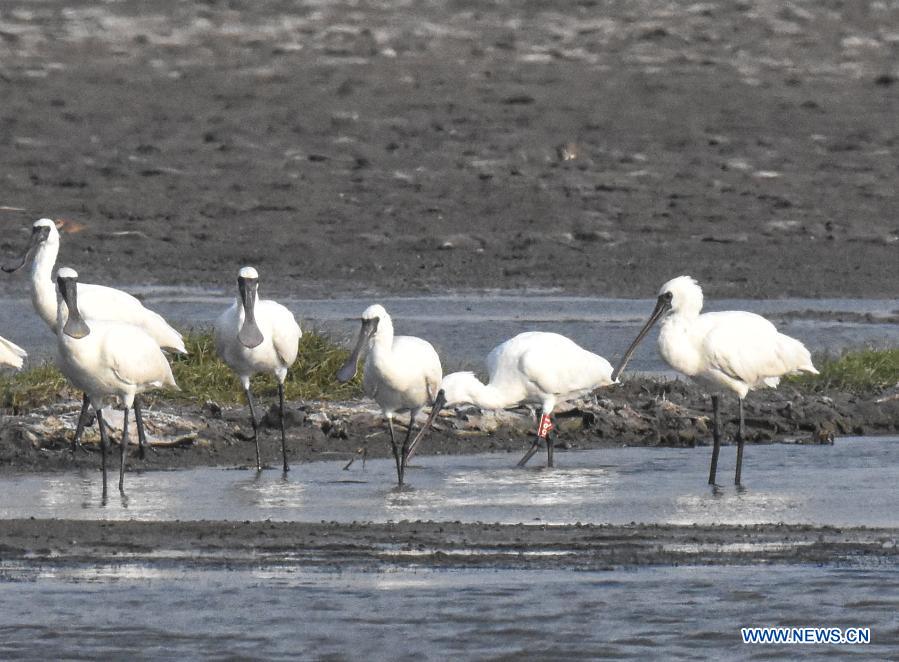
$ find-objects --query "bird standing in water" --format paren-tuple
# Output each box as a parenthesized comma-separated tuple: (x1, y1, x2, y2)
(336, 304, 445, 486)
(215, 267, 301, 472)
(614, 276, 818, 485)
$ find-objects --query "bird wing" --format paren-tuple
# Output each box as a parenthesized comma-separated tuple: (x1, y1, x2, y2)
(80, 283, 185, 352)
(103, 325, 177, 389)
(701, 311, 807, 387)
(517, 334, 613, 396)
(261, 301, 301, 367)
(0, 336, 26, 370)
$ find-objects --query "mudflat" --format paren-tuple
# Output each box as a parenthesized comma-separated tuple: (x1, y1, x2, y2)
(0, 1, 896, 298)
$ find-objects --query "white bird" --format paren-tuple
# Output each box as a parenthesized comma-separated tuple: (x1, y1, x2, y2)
(54, 268, 178, 495)
(0, 336, 27, 371)
(438, 331, 614, 467)
(214, 266, 301, 472)
(3, 218, 186, 454)
(336, 304, 445, 486)
(613, 275, 819, 485)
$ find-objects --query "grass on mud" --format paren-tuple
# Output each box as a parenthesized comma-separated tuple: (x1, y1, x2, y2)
(0, 330, 363, 412)
(786, 347, 899, 394)
(2, 340, 896, 413)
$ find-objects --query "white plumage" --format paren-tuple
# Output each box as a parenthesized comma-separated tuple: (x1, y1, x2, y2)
(55, 268, 177, 494)
(441, 331, 614, 467)
(615, 275, 818, 485)
(337, 303, 444, 485)
(6, 219, 186, 353)
(0, 336, 27, 370)
(214, 266, 301, 472)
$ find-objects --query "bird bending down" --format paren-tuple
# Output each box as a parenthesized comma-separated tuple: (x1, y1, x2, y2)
(215, 267, 301, 472)
(54, 268, 178, 496)
(0, 336, 26, 371)
(437, 332, 614, 468)
(2, 218, 186, 455)
(336, 304, 445, 486)
(613, 276, 819, 485)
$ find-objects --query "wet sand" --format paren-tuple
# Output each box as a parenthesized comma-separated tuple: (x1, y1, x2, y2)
(0, 1, 897, 298)
(3, 519, 896, 570)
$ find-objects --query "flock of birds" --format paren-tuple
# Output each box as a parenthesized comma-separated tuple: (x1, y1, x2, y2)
(0, 218, 819, 494)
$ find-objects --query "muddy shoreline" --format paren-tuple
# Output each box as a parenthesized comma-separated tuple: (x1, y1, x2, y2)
(1, 377, 896, 474)
(1, 519, 896, 570)
(1, 1, 897, 299)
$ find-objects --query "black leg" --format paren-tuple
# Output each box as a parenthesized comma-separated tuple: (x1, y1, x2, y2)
(709, 395, 721, 486)
(244, 385, 261, 471)
(119, 407, 130, 492)
(544, 413, 555, 468)
(134, 397, 149, 460)
(398, 411, 417, 485)
(278, 382, 289, 473)
(517, 408, 544, 468)
(96, 407, 109, 499)
(735, 398, 745, 486)
(72, 393, 90, 452)
(387, 417, 402, 485)
(403, 389, 447, 465)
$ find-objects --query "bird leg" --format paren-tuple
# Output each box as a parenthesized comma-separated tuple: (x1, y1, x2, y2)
(278, 382, 289, 473)
(708, 395, 721, 486)
(735, 398, 745, 486)
(119, 407, 129, 492)
(133, 396, 150, 460)
(71, 392, 91, 452)
(403, 389, 447, 465)
(544, 413, 555, 468)
(387, 417, 403, 485)
(95, 407, 109, 499)
(243, 386, 261, 471)
(398, 411, 419, 484)
(517, 409, 554, 468)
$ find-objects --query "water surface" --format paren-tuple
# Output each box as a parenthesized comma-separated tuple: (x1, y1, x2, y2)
(0, 563, 893, 660)
(1, 437, 895, 527)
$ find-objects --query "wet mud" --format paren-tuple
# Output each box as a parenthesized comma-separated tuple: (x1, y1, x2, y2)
(0, 1, 897, 299)
(2, 519, 896, 570)
(1, 377, 896, 474)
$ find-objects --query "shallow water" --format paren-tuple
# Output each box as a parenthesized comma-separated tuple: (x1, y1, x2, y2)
(1, 293, 897, 372)
(1, 437, 896, 527)
(0, 563, 894, 660)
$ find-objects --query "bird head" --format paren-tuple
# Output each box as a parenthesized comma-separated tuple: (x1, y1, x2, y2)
(2, 218, 59, 274)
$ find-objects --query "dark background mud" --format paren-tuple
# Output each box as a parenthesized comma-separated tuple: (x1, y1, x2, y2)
(0, 1, 896, 298)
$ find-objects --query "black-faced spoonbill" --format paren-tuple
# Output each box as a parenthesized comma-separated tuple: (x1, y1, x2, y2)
(2, 218, 186, 455)
(0, 336, 26, 371)
(613, 276, 819, 485)
(214, 266, 301, 472)
(55, 268, 178, 496)
(336, 304, 445, 486)
(432, 331, 614, 468)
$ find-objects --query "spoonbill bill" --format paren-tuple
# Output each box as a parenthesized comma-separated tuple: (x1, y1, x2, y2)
(0, 336, 26, 371)
(55, 268, 178, 495)
(214, 267, 301, 472)
(336, 304, 445, 486)
(433, 332, 615, 468)
(613, 276, 818, 485)
(2, 218, 186, 455)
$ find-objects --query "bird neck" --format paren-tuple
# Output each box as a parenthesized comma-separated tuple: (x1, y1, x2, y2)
(370, 317, 395, 355)
(460, 374, 514, 410)
(32, 242, 60, 328)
